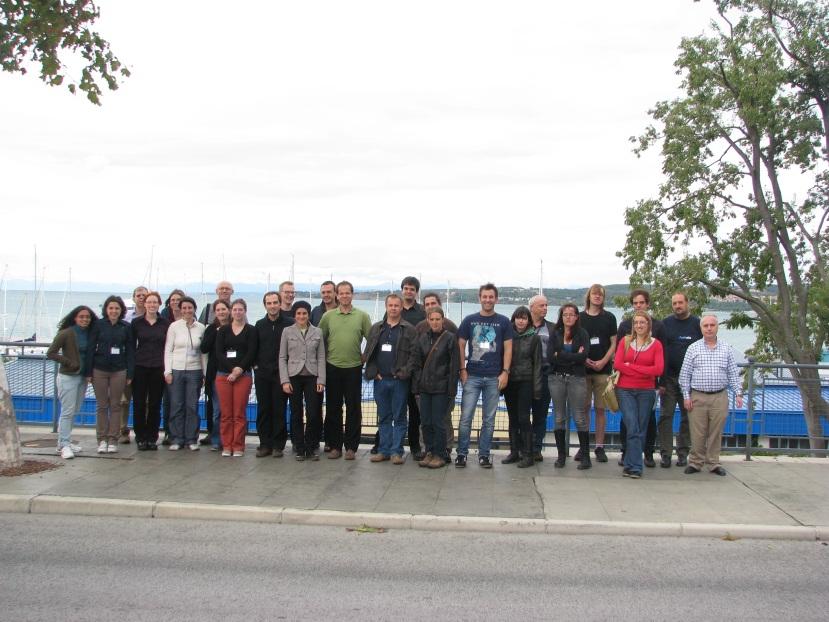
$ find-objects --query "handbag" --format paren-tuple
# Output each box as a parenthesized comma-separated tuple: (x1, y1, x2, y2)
(602, 369, 620, 412)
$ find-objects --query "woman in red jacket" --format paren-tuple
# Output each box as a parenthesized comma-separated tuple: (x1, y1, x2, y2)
(614, 310, 664, 479)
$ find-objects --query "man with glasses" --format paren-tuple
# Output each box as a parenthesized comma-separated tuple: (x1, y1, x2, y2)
(279, 281, 297, 319)
(199, 281, 234, 325)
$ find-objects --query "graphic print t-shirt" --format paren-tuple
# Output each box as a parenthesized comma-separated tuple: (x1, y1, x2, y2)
(457, 312, 514, 377)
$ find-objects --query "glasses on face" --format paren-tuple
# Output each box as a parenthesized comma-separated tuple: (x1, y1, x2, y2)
(562, 313, 577, 318)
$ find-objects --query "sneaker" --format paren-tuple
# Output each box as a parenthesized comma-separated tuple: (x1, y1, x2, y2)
(455, 455, 467, 468)
(221, 450, 232, 457)
(643, 454, 656, 468)
(199, 436, 211, 446)
(622, 468, 632, 477)
(309, 450, 320, 461)
(69, 443, 83, 453)
(210, 445, 220, 451)
(391, 454, 405, 465)
(106, 443, 118, 453)
(295, 454, 306, 462)
(629, 471, 642, 479)
(189, 443, 200, 451)
(60, 446, 75, 460)
(232, 451, 244, 457)
(118, 433, 131, 444)
(169, 444, 181, 451)
(478, 456, 493, 469)
(594, 447, 608, 463)
(97, 440, 108, 454)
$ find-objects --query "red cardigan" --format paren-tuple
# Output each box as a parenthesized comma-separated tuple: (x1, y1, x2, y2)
(614, 338, 664, 390)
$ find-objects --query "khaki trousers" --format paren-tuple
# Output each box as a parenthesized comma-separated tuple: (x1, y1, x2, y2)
(689, 390, 728, 470)
(92, 369, 127, 443)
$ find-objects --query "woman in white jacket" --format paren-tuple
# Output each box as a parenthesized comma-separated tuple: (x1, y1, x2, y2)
(164, 296, 206, 451)
(279, 301, 326, 461)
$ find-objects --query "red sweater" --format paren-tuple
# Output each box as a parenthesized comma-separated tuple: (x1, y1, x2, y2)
(614, 338, 664, 390)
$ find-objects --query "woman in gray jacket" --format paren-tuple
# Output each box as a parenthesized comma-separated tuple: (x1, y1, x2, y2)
(279, 301, 326, 461)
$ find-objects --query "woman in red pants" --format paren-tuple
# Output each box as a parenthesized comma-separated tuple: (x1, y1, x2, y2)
(215, 299, 258, 456)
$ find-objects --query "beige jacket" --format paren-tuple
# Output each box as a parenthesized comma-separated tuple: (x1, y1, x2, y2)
(278, 324, 326, 385)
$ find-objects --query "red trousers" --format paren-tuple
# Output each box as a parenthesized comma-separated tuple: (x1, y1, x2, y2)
(216, 373, 252, 452)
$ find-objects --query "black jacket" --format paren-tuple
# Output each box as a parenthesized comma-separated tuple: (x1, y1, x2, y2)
(411, 329, 460, 396)
(510, 330, 542, 398)
(254, 313, 294, 376)
(363, 320, 417, 380)
(548, 327, 590, 376)
(86, 319, 135, 379)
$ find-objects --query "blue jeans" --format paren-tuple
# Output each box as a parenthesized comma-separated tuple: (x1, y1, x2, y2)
(457, 374, 500, 457)
(618, 388, 656, 475)
(169, 369, 202, 445)
(374, 378, 409, 456)
(56, 374, 87, 449)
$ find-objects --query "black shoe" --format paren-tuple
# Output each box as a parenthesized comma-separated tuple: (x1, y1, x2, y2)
(711, 466, 727, 476)
(161, 435, 171, 446)
(501, 453, 520, 465)
(676, 455, 688, 467)
(413, 451, 426, 461)
(623, 468, 632, 477)
(684, 465, 700, 474)
(455, 455, 467, 468)
(629, 471, 642, 479)
(555, 455, 566, 468)
(370, 446, 379, 455)
(199, 436, 211, 446)
(594, 447, 608, 463)
(147, 442, 158, 451)
(660, 454, 672, 468)
(577, 454, 592, 470)
(324, 445, 332, 453)
(517, 456, 534, 468)
(644, 454, 656, 468)
(573, 448, 583, 462)
(256, 447, 273, 458)
(478, 456, 493, 469)
(136, 442, 148, 451)
(444, 451, 452, 464)
(533, 452, 543, 463)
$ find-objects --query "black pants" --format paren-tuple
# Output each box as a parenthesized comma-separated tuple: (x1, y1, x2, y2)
(420, 392, 448, 456)
(530, 370, 551, 452)
(203, 376, 215, 438)
(255, 371, 288, 450)
(289, 374, 322, 455)
(504, 379, 533, 456)
(132, 365, 164, 443)
(620, 407, 657, 455)
(324, 364, 363, 452)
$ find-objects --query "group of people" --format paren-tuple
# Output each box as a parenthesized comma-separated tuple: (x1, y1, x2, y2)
(46, 277, 743, 478)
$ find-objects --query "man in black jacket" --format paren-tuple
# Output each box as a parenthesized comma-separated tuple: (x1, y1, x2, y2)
(253, 291, 294, 457)
(529, 294, 554, 462)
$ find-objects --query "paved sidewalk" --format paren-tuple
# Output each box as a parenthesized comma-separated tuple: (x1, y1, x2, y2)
(2, 427, 827, 540)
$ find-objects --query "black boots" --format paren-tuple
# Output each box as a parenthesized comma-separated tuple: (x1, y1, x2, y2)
(554, 429, 567, 468)
(577, 431, 592, 470)
(502, 430, 520, 464)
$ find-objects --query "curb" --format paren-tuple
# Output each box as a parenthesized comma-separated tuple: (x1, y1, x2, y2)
(0, 493, 824, 541)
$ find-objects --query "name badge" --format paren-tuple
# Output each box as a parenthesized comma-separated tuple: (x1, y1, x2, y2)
(478, 342, 490, 350)
(110, 347, 120, 355)
(381, 343, 393, 352)
(227, 350, 237, 359)
(590, 337, 600, 345)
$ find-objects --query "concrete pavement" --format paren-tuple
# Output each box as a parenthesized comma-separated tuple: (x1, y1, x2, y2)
(2, 426, 828, 540)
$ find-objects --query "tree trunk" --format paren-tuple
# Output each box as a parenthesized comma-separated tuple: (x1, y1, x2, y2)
(0, 359, 23, 468)
(792, 367, 829, 455)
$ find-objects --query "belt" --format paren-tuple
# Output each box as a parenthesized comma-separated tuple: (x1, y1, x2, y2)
(692, 388, 725, 395)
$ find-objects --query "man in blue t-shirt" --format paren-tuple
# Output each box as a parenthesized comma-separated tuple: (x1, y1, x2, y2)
(455, 283, 513, 468)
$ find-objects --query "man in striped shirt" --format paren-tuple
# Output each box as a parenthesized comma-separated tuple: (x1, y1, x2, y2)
(678, 315, 743, 476)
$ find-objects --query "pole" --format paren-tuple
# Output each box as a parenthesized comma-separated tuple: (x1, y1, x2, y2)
(744, 358, 756, 461)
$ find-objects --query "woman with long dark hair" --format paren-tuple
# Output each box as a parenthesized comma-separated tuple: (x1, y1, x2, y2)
(548, 303, 592, 469)
(131, 291, 169, 451)
(614, 310, 664, 479)
(161, 289, 185, 322)
(502, 306, 541, 468)
(85, 295, 134, 454)
(200, 299, 230, 450)
(47, 306, 98, 459)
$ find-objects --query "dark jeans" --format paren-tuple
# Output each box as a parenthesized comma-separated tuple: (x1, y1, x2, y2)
(659, 376, 690, 457)
(169, 369, 202, 445)
(503, 379, 533, 456)
(204, 376, 215, 438)
(324, 364, 363, 452)
(620, 405, 656, 455)
(373, 391, 422, 451)
(132, 365, 164, 443)
(420, 392, 448, 457)
(255, 371, 287, 450)
(289, 374, 323, 455)
(530, 370, 551, 452)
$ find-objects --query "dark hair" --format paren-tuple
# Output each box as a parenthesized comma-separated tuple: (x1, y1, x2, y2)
(102, 295, 127, 320)
(179, 296, 197, 312)
(511, 305, 531, 326)
(262, 290, 281, 305)
(293, 300, 312, 315)
(400, 276, 420, 292)
(584, 283, 606, 310)
(478, 282, 498, 298)
(336, 280, 354, 294)
(230, 298, 247, 311)
(57, 306, 98, 331)
(555, 303, 580, 335)
(426, 306, 445, 319)
(211, 299, 230, 327)
(320, 280, 335, 289)
(422, 291, 441, 305)
(164, 289, 186, 309)
(629, 289, 650, 305)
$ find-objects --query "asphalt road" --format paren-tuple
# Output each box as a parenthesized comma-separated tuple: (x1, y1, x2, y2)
(1, 514, 826, 621)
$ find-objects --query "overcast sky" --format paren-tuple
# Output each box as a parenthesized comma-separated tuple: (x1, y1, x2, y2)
(0, 0, 715, 291)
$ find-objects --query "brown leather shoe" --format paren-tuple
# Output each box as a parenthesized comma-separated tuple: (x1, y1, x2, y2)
(418, 452, 433, 467)
(391, 454, 405, 465)
(427, 455, 445, 469)
(327, 449, 342, 459)
(370, 453, 389, 463)
(255, 447, 273, 458)
(344, 449, 356, 460)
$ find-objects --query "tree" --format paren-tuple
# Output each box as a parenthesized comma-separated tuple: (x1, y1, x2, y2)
(0, 358, 22, 468)
(1, 0, 129, 104)
(620, 0, 829, 451)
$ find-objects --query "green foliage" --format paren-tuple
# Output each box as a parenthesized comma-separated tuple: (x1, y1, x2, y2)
(0, 0, 129, 104)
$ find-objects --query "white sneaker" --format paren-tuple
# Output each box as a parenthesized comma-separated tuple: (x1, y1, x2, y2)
(107, 443, 118, 453)
(232, 451, 244, 457)
(188, 443, 200, 451)
(97, 441, 108, 454)
(221, 450, 231, 457)
(169, 444, 181, 451)
(60, 446, 75, 460)
(69, 443, 83, 453)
